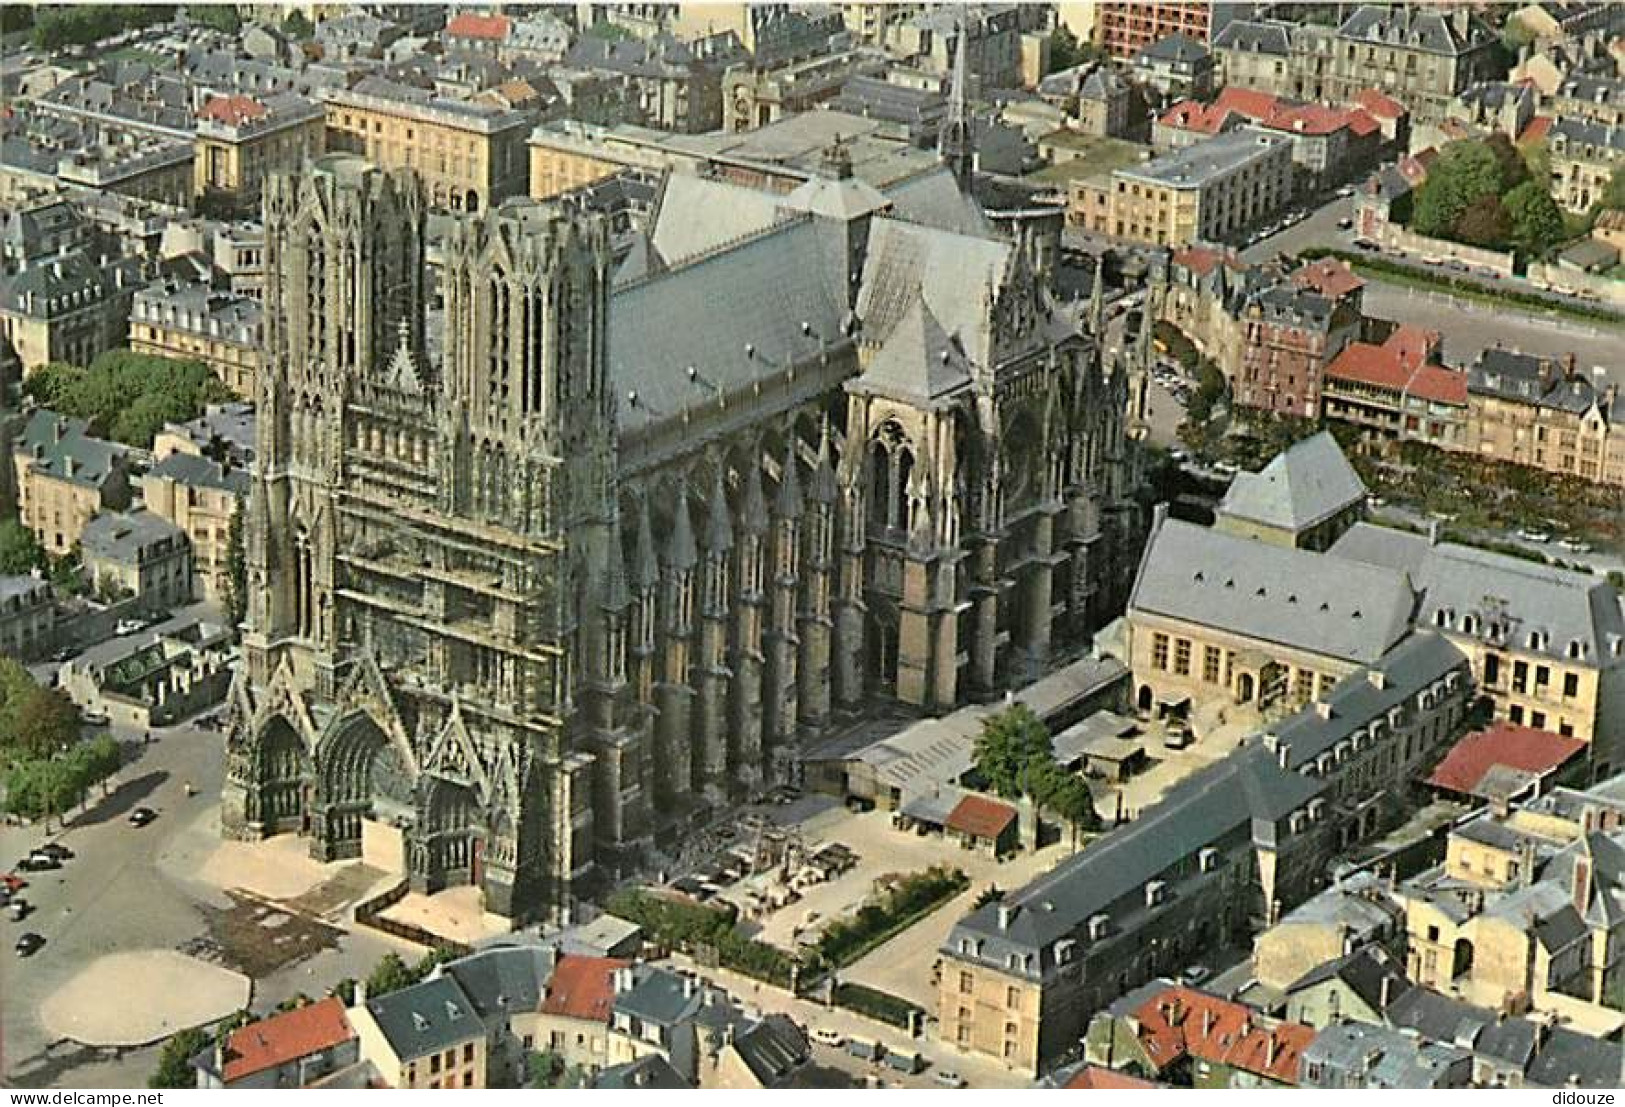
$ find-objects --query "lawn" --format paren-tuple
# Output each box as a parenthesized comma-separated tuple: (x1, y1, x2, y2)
(1028, 133, 1147, 186)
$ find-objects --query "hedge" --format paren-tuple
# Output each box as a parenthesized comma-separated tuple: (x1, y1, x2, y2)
(812, 866, 968, 969)
(606, 888, 800, 989)
(833, 982, 924, 1031)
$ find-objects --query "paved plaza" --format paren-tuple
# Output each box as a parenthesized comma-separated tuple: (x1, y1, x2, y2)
(39, 951, 250, 1048)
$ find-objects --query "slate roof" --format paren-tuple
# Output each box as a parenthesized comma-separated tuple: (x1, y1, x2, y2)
(438, 945, 554, 1023)
(945, 743, 1322, 978)
(883, 166, 997, 239)
(731, 1014, 810, 1086)
(1526, 1025, 1625, 1089)
(1384, 988, 1540, 1069)
(1137, 33, 1210, 66)
(851, 294, 972, 406)
(220, 998, 355, 1084)
(647, 174, 784, 268)
(856, 216, 1011, 369)
(1119, 130, 1292, 189)
(146, 452, 250, 496)
(1265, 632, 1466, 771)
(1285, 946, 1411, 1014)
(1328, 523, 1625, 670)
(82, 510, 185, 565)
(609, 216, 849, 435)
(15, 409, 129, 491)
(1130, 516, 1415, 666)
(1337, 5, 1493, 55)
(1213, 19, 1293, 56)
(1303, 1021, 1469, 1088)
(362, 976, 483, 1063)
(592, 1055, 691, 1089)
(612, 967, 703, 1027)
(1217, 431, 1367, 535)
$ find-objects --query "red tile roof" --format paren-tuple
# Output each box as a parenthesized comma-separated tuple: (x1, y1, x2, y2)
(1346, 108, 1381, 138)
(1213, 85, 1283, 121)
(198, 94, 268, 125)
(1131, 987, 1311, 1085)
(1518, 115, 1553, 145)
(1327, 327, 1466, 407)
(1427, 722, 1588, 797)
(1353, 89, 1406, 119)
(945, 794, 1018, 840)
(221, 997, 356, 1084)
(1160, 87, 1287, 136)
(1173, 246, 1245, 277)
(446, 12, 511, 40)
(540, 955, 628, 1022)
(1065, 1065, 1159, 1089)
(1292, 257, 1365, 299)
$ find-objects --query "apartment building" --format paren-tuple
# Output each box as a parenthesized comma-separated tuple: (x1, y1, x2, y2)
(1546, 116, 1625, 213)
(1212, 7, 1500, 125)
(1080, 129, 1294, 247)
(129, 280, 263, 398)
(1212, 431, 1367, 552)
(141, 451, 248, 604)
(1096, 2, 1213, 60)
(0, 249, 144, 374)
(1235, 274, 1362, 420)
(194, 92, 326, 216)
(1464, 349, 1625, 488)
(322, 78, 533, 212)
(81, 508, 192, 612)
(11, 409, 132, 555)
(1322, 325, 1469, 450)
(350, 977, 488, 1089)
(0, 575, 56, 661)
(1330, 523, 1625, 768)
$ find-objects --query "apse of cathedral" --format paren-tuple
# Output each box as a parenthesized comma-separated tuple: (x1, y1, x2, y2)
(222, 105, 1148, 924)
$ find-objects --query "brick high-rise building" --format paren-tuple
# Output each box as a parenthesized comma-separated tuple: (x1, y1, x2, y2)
(1097, 1, 1213, 59)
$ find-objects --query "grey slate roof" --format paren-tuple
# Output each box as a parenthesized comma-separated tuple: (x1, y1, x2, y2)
(16, 409, 128, 490)
(850, 294, 972, 406)
(1214, 19, 1293, 56)
(1137, 32, 1210, 65)
(1217, 431, 1366, 534)
(1118, 129, 1293, 189)
(1337, 5, 1493, 55)
(883, 166, 996, 239)
(1303, 1021, 1469, 1088)
(592, 1055, 691, 1089)
(944, 743, 1322, 981)
(612, 967, 703, 1027)
(1526, 1026, 1625, 1090)
(146, 452, 250, 496)
(732, 1014, 809, 1086)
(857, 216, 1011, 369)
(82, 510, 185, 565)
(1329, 523, 1625, 670)
(1285, 945, 1411, 1013)
(1264, 632, 1466, 771)
(1130, 516, 1416, 665)
(648, 174, 785, 269)
(1385, 988, 1540, 1067)
(609, 216, 849, 435)
(363, 976, 483, 1063)
(438, 945, 554, 1022)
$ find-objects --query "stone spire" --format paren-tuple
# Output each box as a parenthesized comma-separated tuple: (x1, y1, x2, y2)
(938, 17, 974, 193)
(668, 482, 698, 571)
(810, 424, 839, 503)
(703, 466, 734, 552)
(774, 436, 803, 518)
(633, 491, 660, 589)
(1090, 253, 1105, 336)
(601, 508, 632, 612)
(740, 455, 769, 534)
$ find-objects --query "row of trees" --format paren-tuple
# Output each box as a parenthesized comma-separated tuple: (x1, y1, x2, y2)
(0, 657, 81, 762)
(2, 735, 122, 825)
(29, 5, 170, 50)
(1411, 135, 1565, 257)
(811, 866, 967, 969)
(972, 704, 1099, 844)
(25, 351, 233, 449)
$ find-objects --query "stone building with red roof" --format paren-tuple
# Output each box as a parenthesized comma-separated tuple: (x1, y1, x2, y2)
(1426, 721, 1589, 804)
(945, 792, 1020, 856)
(1322, 324, 1470, 450)
(196, 997, 359, 1089)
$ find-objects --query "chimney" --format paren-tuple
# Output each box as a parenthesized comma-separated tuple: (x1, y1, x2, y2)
(354, 978, 367, 1009)
(997, 903, 1016, 930)
(1277, 742, 1291, 770)
(1379, 975, 1392, 1012)
(1367, 669, 1387, 690)
(1202, 1007, 1215, 1036)
(1266, 1034, 1278, 1068)
(213, 1033, 227, 1078)
(1315, 701, 1334, 721)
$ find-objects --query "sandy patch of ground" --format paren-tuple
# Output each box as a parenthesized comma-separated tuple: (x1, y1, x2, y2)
(39, 950, 250, 1047)
(377, 886, 510, 947)
(194, 833, 341, 901)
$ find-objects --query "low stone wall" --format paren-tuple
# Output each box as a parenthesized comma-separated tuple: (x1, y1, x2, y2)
(1368, 220, 1516, 275)
(1525, 260, 1625, 307)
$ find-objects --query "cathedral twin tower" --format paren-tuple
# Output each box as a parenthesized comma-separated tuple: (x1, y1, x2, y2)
(223, 151, 1140, 922)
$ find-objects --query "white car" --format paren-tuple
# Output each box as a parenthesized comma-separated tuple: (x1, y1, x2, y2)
(1559, 538, 1592, 553)
(812, 1028, 844, 1048)
(933, 1070, 966, 1088)
(1181, 965, 1212, 986)
(1518, 530, 1552, 544)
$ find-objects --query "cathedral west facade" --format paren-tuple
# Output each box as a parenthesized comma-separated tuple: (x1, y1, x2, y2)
(222, 134, 1147, 923)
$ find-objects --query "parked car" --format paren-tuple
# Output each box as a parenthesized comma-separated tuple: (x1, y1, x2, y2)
(81, 712, 109, 727)
(15, 854, 60, 873)
(10, 898, 31, 922)
(114, 619, 144, 636)
(0, 873, 26, 893)
(128, 807, 158, 827)
(1336, 217, 1353, 231)
(1559, 538, 1592, 553)
(36, 843, 73, 862)
(15, 931, 45, 957)
(1180, 964, 1212, 986)
(1517, 529, 1552, 544)
(933, 1070, 966, 1088)
(812, 1027, 844, 1048)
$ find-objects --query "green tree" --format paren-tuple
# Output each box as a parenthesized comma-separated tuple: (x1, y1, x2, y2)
(1504, 180, 1565, 255)
(1046, 25, 1102, 73)
(1413, 138, 1506, 237)
(365, 953, 416, 999)
(1454, 194, 1512, 248)
(187, 5, 240, 32)
(282, 10, 314, 38)
(973, 704, 1052, 799)
(23, 351, 232, 448)
(0, 518, 45, 574)
(13, 686, 81, 761)
(150, 1027, 208, 1088)
(1595, 164, 1625, 213)
(224, 496, 247, 627)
